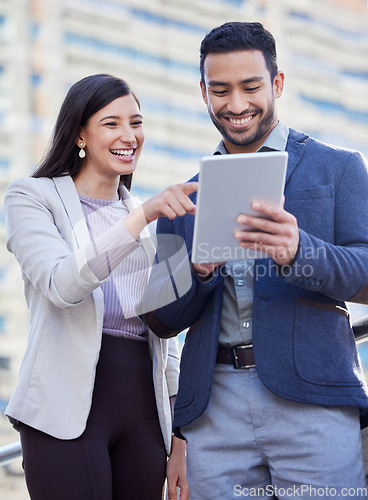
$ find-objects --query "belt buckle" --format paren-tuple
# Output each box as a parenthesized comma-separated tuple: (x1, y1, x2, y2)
(231, 344, 255, 369)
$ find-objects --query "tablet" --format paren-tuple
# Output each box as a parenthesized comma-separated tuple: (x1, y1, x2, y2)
(191, 151, 288, 264)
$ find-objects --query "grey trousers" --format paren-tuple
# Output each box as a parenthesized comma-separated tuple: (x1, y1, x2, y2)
(180, 364, 367, 500)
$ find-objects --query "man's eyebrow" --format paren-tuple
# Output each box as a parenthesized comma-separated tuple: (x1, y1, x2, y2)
(207, 77, 264, 86)
(99, 114, 143, 122)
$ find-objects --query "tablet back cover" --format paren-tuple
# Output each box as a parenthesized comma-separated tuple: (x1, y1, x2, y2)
(192, 151, 288, 263)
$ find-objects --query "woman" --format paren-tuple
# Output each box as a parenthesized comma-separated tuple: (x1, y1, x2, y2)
(4, 74, 194, 500)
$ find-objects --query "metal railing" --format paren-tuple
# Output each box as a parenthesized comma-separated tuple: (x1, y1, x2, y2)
(0, 314, 368, 466)
(0, 440, 22, 466)
(352, 314, 368, 342)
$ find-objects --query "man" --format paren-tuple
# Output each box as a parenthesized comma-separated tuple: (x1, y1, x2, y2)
(141, 22, 368, 499)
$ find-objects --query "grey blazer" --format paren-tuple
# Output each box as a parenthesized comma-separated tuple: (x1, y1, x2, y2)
(4, 175, 179, 453)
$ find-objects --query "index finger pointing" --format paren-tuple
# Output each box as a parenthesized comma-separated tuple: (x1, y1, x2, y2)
(183, 182, 198, 195)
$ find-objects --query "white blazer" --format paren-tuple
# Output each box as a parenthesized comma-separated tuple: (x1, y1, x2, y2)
(4, 175, 179, 454)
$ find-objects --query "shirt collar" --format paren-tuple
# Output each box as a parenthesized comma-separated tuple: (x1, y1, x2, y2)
(214, 120, 289, 155)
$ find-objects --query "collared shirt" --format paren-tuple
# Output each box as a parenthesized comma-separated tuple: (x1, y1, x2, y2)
(218, 121, 289, 347)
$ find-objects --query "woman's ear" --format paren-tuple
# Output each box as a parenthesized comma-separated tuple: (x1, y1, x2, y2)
(75, 128, 85, 146)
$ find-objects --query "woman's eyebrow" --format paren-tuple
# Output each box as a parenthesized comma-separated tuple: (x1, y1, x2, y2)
(99, 114, 143, 122)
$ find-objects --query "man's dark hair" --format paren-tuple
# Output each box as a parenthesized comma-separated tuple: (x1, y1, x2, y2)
(200, 21, 278, 84)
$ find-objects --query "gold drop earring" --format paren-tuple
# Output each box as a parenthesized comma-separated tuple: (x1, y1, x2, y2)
(79, 142, 86, 158)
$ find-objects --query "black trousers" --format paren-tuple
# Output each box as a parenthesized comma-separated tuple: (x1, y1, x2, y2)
(19, 334, 167, 500)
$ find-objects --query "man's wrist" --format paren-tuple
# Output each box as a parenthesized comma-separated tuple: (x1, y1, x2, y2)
(173, 427, 186, 441)
(192, 263, 220, 282)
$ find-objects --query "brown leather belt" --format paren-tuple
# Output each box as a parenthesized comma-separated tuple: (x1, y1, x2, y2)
(216, 344, 255, 369)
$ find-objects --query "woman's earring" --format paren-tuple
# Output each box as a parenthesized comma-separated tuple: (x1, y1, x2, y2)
(79, 142, 86, 158)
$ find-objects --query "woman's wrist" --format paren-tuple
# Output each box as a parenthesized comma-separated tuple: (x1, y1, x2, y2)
(123, 206, 148, 239)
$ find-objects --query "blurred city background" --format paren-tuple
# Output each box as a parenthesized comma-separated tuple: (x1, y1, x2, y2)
(1, 0, 368, 497)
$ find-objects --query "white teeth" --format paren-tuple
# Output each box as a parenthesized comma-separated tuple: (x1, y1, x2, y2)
(111, 149, 134, 156)
(229, 116, 252, 125)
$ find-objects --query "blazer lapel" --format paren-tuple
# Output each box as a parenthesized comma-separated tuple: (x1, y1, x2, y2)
(52, 176, 104, 313)
(52, 177, 156, 262)
(52, 176, 91, 250)
(285, 129, 308, 186)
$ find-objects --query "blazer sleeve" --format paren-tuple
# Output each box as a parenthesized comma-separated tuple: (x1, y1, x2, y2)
(281, 150, 368, 303)
(140, 215, 220, 337)
(4, 178, 136, 308)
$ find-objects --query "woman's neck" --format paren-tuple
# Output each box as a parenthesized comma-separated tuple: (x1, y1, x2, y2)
(73, 173, 120, 201)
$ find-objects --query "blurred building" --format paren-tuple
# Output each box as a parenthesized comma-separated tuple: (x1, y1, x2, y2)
(1, 0, 368, 402)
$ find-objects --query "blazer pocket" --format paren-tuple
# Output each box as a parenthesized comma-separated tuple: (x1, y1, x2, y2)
(293, 297, 361, 387)
(285, 185, 334, 240)
(287, 184, 333, 201)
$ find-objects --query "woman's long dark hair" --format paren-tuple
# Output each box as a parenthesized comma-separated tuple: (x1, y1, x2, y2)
(32, 74, 140, 190)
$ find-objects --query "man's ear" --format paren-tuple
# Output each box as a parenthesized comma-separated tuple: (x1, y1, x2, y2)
(274, 71, 284, 99)
(200, 81, 208, 105)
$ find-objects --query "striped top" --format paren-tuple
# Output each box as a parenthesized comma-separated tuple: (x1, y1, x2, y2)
(79, 193, 149, 341)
